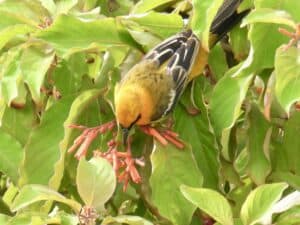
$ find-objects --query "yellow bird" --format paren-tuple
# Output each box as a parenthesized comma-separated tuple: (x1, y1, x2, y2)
(114, 0, 249, 144)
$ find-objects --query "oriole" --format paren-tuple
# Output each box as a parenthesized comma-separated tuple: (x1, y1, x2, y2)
(114, 0, 249, 143)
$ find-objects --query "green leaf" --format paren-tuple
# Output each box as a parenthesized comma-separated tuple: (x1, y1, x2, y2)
(0, 0, 48, 29)
(191, 0, 224, 50)
(174, 82, 219, 189)
(21, 45, 55, 103)
(260, 191, 300, 224)
(208, 44, 228, 80)
(39, 0, 78, 17)
(281, 112, 300, 174)
(122, 11, 183, 38)
(275, 46, 300, 113)
(102, 215, 153, 225)
(50, 88, 106, 190)
(36, 15, 138, 56)
(210, 66, 254, 135)
(240, 183, 288, 225)
(248, 0, 295, 70)
(271, 112, 300, 176)
(276, 206, 300, 225)
(0, 214, 10, 224)
(131, 0, 177, 13)
(0, 24, 35, 51)
(76, 157, 116, 211)
(150, 143, 202, 225)
(19, 96, 75, 188)
(0, 10, 36, 30)
(241, 8, 297, 29)
(246, 105, 271, 185)
(126, 29, 161, 51)
(0, 47, 24, 105)
(0, 129, 23, 184)
(11, 184, 81, 212)
(229, 25, 249, 61)
(254, 0, 300, 22)
(1, 93, 39, 146)
(181, 185, 234, 225)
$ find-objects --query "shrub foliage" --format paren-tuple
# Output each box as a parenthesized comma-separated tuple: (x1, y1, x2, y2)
(1, 0, 300, 225)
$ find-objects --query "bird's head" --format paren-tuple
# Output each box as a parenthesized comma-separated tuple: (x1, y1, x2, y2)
(114, 84, 154, 144)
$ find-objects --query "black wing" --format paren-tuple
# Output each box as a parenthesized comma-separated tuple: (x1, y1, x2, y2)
(145, 30, 200, 116)
(144, 29, 193, 67)
(210, 0, 250, 44)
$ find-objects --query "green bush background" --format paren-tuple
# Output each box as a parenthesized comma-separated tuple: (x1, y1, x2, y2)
(1, 0, 300, 225)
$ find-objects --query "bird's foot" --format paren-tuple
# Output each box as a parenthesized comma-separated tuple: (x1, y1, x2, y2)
(67, 120, 116, 159)
(94, 139, 144, 191)
(139, 125, 185, 149)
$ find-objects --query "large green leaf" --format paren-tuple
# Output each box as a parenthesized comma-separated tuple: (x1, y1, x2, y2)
(260, 191, 300, 224)
(21, 45, 55, 103)
(241, 8, 296, 29)
(131, 0, 177, 13)
(39, 0, 78, 17)
(50, 88, 106, 190)
(0, 0, 49, 28)
(276, 206, 300, 225)
(271, 112, 300, 176)
(122, 11, 183, 38)
(0, 47, 25, 106)
(0, 214, 10, 224)
(102, 215, 153, 225)
(246, 105, 271, 185)
(254, 0, 300, 21)
(11, 184, 81, 212)
(1, 100, 38, 146)
(0, 130, 22, 184)
(19, 96, 75, 188)
(275, 46, 300, 113)
(240, 183, 288, 225)
(208, 44, 228, 80)
(191, 0, 224, 50)
(229, 25, 249, 61)
(0, 10, 36, 30)
(181, 185, 234, 225)
(247, 0, 299, 70)
(36, 15, 139, 56)
(76, 157, 116, 211)
(0, 24, 35, 51)
(149, 142, 202, 225)
(174, 81, 219, 189)
(210, 65, 254, 135)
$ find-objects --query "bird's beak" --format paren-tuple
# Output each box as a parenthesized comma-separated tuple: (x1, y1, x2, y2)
(122, 127, 129, 145)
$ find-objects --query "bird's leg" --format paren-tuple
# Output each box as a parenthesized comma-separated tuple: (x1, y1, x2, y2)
(68, 120, 116, 159)
(139, 125, 185, 149)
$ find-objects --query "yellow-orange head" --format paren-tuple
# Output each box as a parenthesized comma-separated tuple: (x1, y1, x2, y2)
(114, 83, 154, 129)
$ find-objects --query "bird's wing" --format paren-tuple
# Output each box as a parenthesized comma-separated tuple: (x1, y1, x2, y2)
(144, 30, 193, 67)
(162, 34, 200, 115)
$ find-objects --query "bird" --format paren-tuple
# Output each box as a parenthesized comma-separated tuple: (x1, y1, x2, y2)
(114, 0, 250, 145)
(68, 0, 250, 187)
